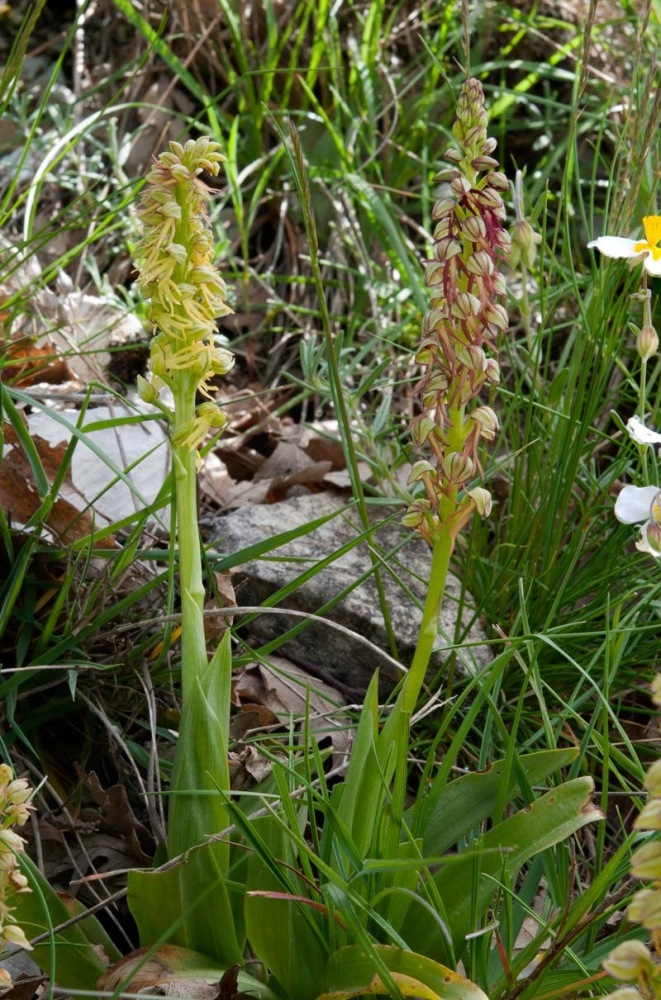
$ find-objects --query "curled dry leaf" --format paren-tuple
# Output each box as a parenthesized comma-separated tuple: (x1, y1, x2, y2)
(0, 235, 145, 384)
(2, 336, 72, 387)
(198, 450, 236, 508)
(99, 945, 225, 996)
(0, 422, 116, 548)
(27, 404, 170, 528)
(232, 656, 351, 772)
(204, 570, 237, 639)
(212, 440, 332, 510)
(228, 743, 275, 790)
(74, 766, 155, 862)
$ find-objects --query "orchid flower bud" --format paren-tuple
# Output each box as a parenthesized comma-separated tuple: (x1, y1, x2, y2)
(602, 940, 653, 980)
(636, 324, 658, 361)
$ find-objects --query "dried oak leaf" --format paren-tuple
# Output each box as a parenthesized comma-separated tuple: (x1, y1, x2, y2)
(1, 422, 116, 548)
(99, 945, 224, 996)
(2, 337, 72, 387)
(74, 766, 155, 862)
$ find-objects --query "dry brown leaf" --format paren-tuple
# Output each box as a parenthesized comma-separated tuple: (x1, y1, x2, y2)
(99, 945, 225, 995)
(253, 440, 317, 482)
(229, 703, 280, 740)
(228, 743, 274, 790)
(1, 237, 144, 384)
(204, 571, 236, 638)
(215, 384, 281, 436)
(233, 657, 351, 769)
(216, 440, 332, 509)
(1, 337, 72, 387)
(233, 658, 343, 717)
(222, 479, 271, 508)
(1, 424, 116, 547)
(198, 451, 235, 507)
(0, 973, 46, 1000)
(284, 420, 347, 470)
(42, 286, 144, 383)
(323, 461, 373, 489)
(74, 767, 154, 862)
(37, 825, 144, 888)
(26, 405, 169, 529)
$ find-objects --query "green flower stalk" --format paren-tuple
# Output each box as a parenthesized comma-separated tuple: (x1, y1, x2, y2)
(402, 79, 509, 712)
(131, 139, 243, 965)
(134, 137, 235, 705)
(0, 764, 34, 977)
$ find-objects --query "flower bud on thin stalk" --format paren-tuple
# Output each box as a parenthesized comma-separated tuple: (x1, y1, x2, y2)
(401, 80, 509, 714)
(636, 325, 659, 363)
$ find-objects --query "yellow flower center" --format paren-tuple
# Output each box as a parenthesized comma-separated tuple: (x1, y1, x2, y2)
(634, 214, 661, 260)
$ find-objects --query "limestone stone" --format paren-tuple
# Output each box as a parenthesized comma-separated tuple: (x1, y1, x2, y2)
(205, 492, 490, 695)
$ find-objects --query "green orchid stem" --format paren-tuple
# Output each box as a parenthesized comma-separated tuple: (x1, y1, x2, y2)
(640, 274, 651, 484)
(172, 373, 208, 705)
(403, 404, 464, 714)
(402, 528, 453, 715)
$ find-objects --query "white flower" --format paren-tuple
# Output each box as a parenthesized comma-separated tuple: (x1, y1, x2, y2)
(588, 214, 661, 276)
(615, 484, 661, 559)
(626, 415, 661, 446)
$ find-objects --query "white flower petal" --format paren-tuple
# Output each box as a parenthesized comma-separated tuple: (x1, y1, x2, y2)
(587, 236, 643, 260)
(626, 415, 661, 445)
(635, 523, 661, 559)
(614, 484, 660, 524)
(643, 254, 661, 277)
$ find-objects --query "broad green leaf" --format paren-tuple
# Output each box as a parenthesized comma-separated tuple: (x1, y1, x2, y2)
(402, 777, 602, 958)
(129, 633, 241, 965)
(319, 945, 489, 1000)
(128, 846, 241, 965)
(245, 813, 329, 1000)
(53, 893, 122, 965)
(380, 840, 424, 934)
(168, 632, 232, 858)
(335, 672, 380, 852)
(416, 748, 580, 855)
(12, 855, 108, 989)
(128, 863, 185, 944)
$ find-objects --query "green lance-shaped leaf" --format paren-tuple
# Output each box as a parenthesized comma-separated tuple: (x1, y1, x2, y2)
(12, 855, 112, 990)
(128, 633, 242, 966)
(244, 812, 329, 1000)
(400, 777, 603, 959)
(413, 748, 580, 857)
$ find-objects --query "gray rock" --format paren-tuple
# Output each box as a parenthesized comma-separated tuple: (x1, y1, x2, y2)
(205, 493, 490, 696)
